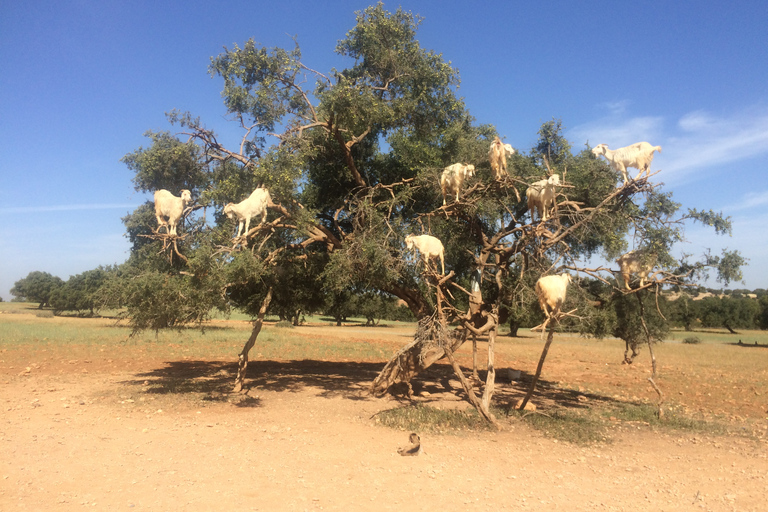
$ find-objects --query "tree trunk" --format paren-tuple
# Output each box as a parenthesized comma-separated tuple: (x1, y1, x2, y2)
(371, 317, 466, 396)
(517, 319, 555, 411)
(623, 340, 640, 364)
(233, 287, 273, 393)
(481, 324, 497, 411)
(441, 338, 499, 428)
(637, 291, 664, 417)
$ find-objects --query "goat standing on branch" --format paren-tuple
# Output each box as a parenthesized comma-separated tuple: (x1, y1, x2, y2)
(617, 250, 657, 290)
(440, 163, 475, 205)
(592, 142, 662, 185)
(488, 136, 515, 180)
(516, 273, 576, 409)
(527, 174, 560, 221)
(405, 234, 445, 274)
(153, 189, 192, 236)
(223, 187, 272, 238)
(535, 273, 572, 319)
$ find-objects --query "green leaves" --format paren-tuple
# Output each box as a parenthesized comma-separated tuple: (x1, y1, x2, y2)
(687, 208, 733, 235)
(209, 39, 308, 133)
(535, 119, 571, 167)
(121, 131, 207, 194)
(707, 248, 747, 285)
(10, 271, 64, 309)
(49, 267, 111, 315)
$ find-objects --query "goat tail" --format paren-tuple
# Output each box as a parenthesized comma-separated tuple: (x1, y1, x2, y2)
(654, 145, 662, 154)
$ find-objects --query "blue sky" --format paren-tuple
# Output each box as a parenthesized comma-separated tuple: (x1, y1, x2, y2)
(1, 0, 767, 300)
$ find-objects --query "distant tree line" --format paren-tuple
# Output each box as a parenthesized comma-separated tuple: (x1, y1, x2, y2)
(10, 268, 768, 332)
(10, 268, 111, 315)
(667, 293, 767, 333)
(9, 268, 414, 325)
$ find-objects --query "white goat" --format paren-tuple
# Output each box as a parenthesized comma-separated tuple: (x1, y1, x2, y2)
(527, 174, 560, 221)
(440, 163, 476, 205)
(592, 142, 662, 184)
(616, 250, 657, 290)
(153, 189, 192, 236)
(535, 273, 572, 318)
(223, 187, 272, 238)
(405, 234, 445, 274)
(488, 137, 515, 179)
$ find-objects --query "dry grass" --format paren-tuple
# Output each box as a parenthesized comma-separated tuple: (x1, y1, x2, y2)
(374, 404, 494, 434)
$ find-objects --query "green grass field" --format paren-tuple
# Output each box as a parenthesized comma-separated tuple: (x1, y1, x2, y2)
(0, 303, 402, 361)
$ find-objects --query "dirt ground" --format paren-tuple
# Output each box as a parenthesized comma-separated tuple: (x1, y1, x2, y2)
(2, 316, 767, 511)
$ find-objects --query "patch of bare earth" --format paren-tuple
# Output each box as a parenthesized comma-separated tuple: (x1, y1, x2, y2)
(2, 321, 767, 511)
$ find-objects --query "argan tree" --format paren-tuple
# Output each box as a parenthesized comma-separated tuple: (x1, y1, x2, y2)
(11, 271, 64, 309)
(49, 266, 113, 316)
(115, 4, 745, 420)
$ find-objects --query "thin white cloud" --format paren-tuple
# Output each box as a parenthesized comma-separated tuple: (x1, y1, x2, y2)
(0, 203, 140, 214)
(724, 189, 768, 212)
(664, 107, 768, 176)
(599, 100, 631, 116)
(570, 114, 664, 148)
(677, 110, 717, 131)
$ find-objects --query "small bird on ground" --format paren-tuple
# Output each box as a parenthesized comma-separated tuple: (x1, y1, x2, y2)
(398, 432, 421, 456)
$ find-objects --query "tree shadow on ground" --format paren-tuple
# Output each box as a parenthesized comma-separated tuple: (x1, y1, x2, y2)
(121, 359, 385, 407)
(410, 364, 624, 412)
(731, 341, 767, 348)
(120, 358, 631, 411)
(317, 317, 365, 325)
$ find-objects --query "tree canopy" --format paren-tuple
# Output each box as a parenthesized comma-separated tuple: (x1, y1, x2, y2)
(111, 4, 746, 412)
(11, 271, 64, 309)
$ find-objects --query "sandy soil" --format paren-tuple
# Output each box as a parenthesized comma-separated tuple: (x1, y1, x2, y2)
(2, 318, 768, 511)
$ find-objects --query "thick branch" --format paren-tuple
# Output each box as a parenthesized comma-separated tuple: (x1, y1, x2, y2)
(233, 287, 273, 392)
(332, 125, 368, 189)
(382, 283, 431, 319)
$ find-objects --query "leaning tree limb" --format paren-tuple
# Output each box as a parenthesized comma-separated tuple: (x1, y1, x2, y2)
(636, 290, 664, 417)
(517, 318, 555, 412)
(233, 287, 273, 393)
(516, 308, 577, 411)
